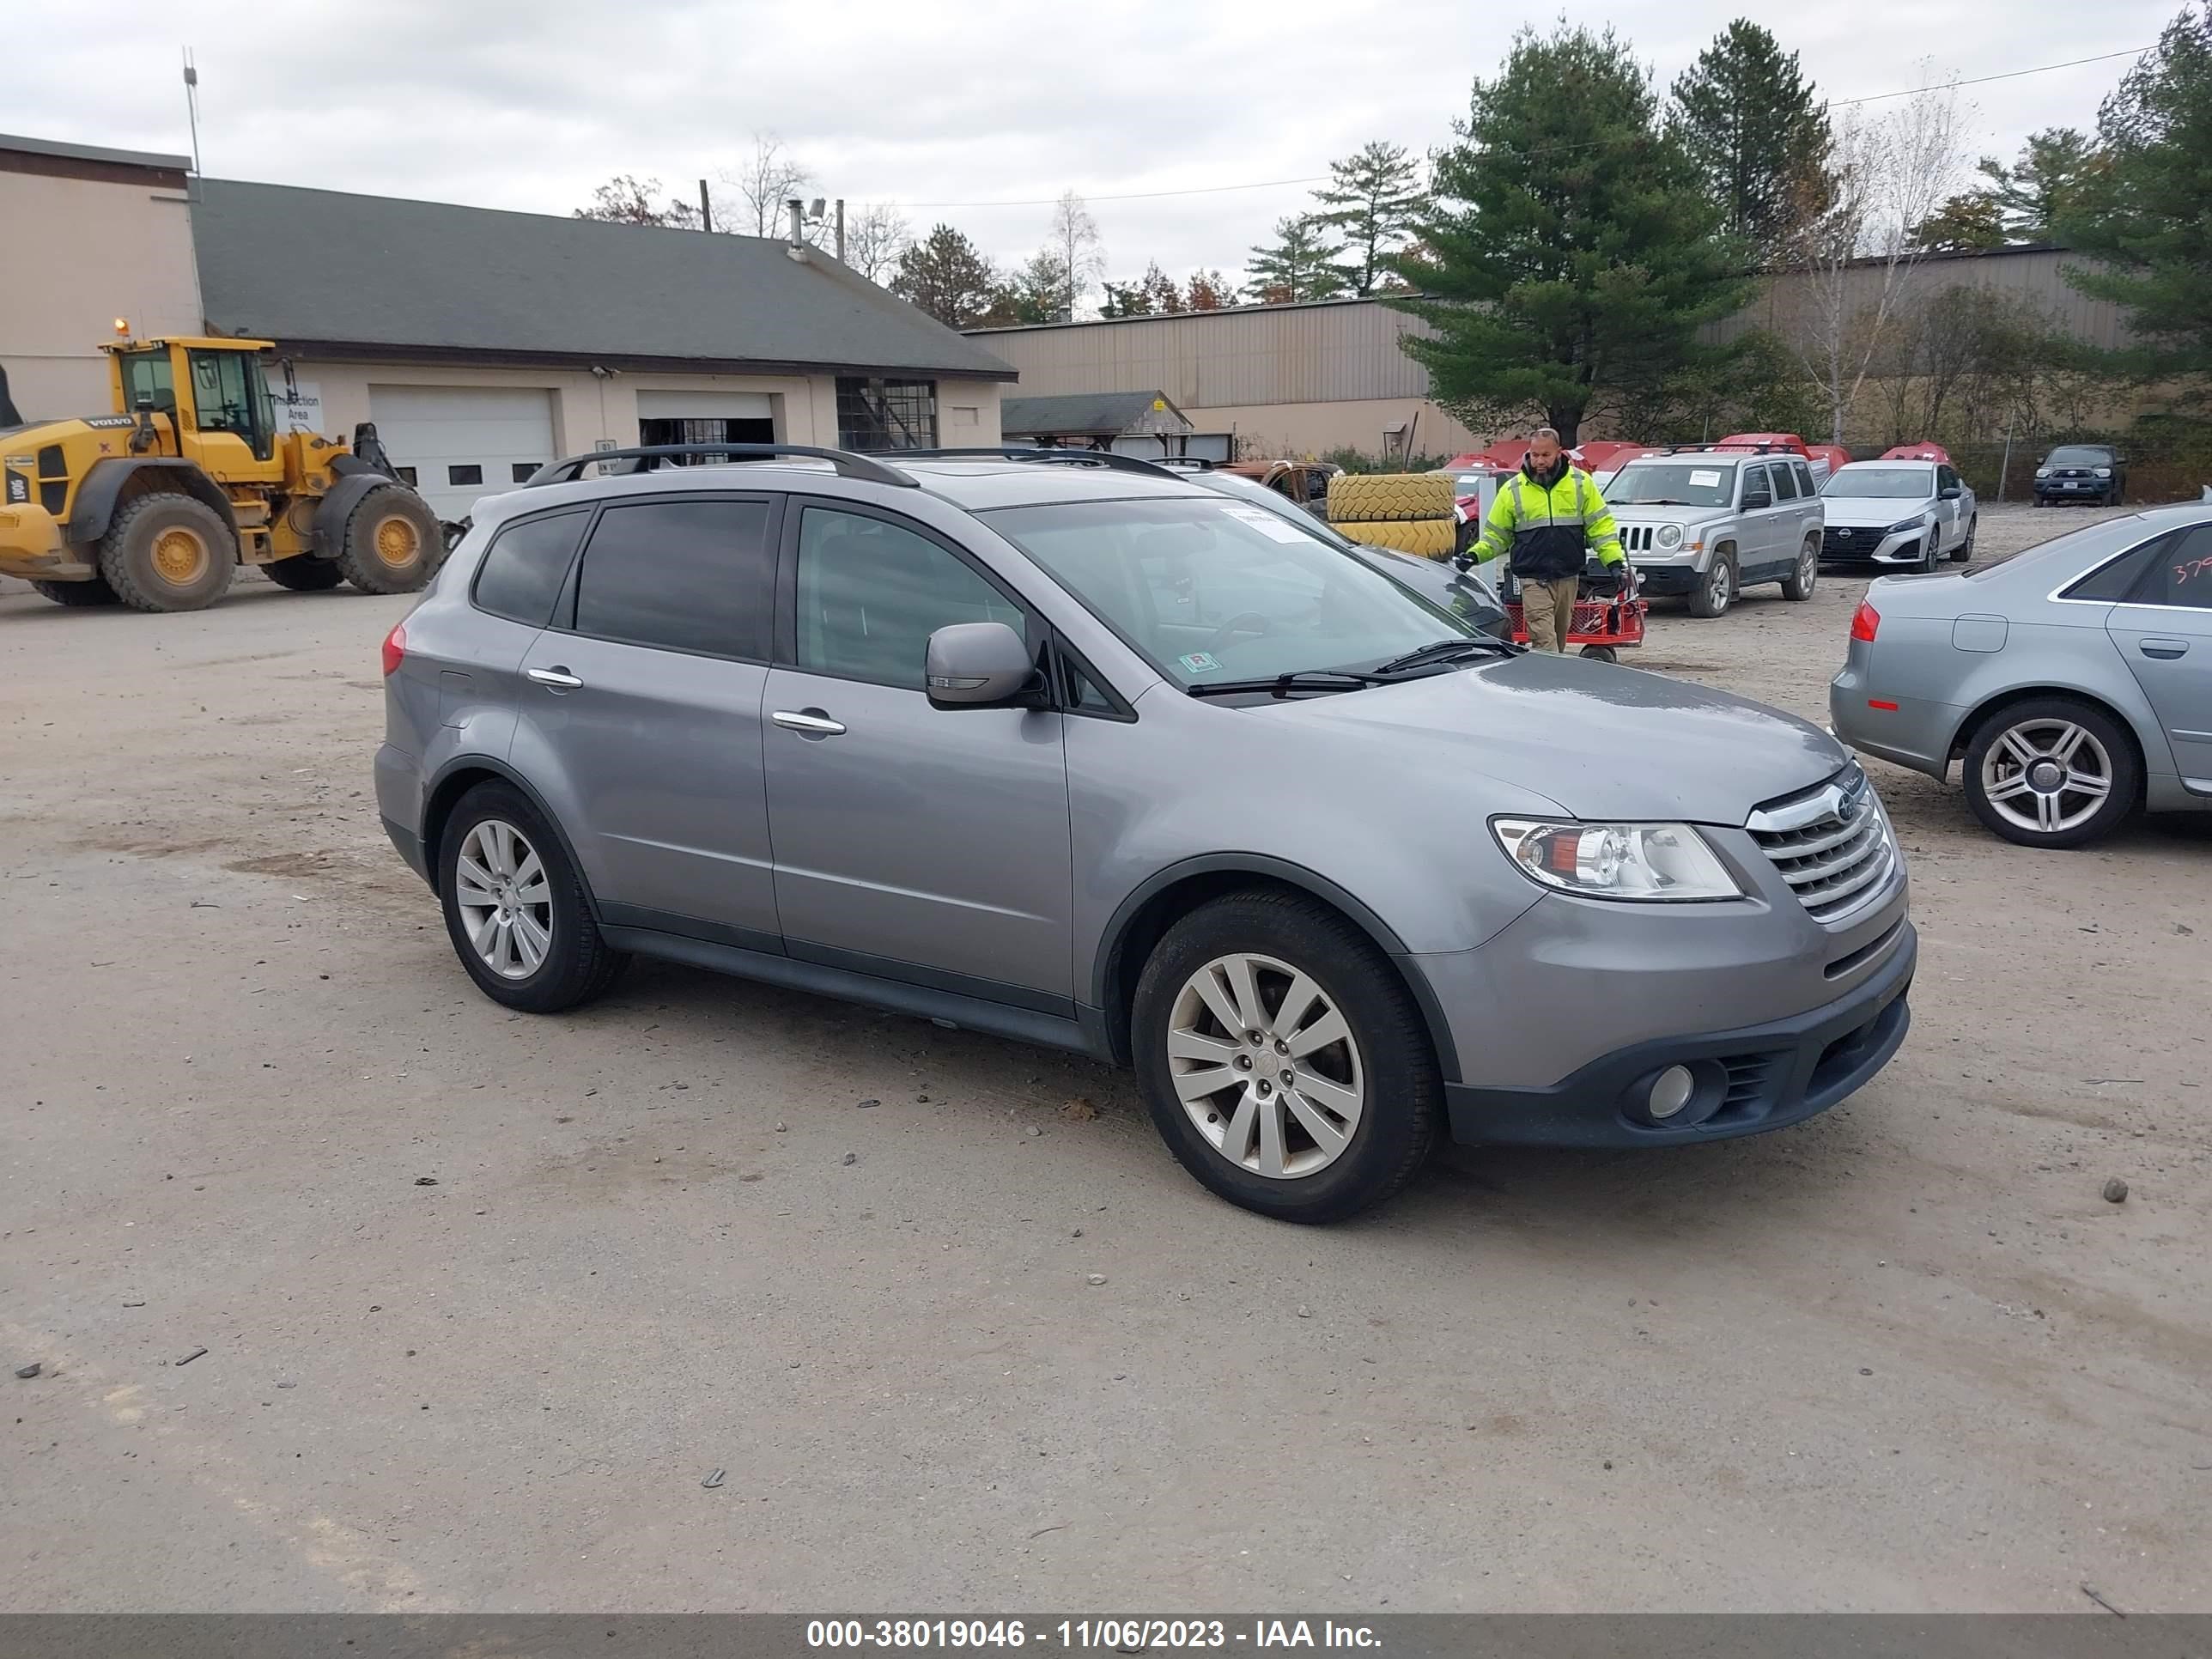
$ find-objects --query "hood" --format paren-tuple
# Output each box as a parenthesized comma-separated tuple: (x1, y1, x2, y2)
(1263, 653, 1845, 823)
(1821, 497, 1931, 529)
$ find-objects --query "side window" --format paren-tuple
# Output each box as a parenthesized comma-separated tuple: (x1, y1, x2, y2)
(2126, 524, 2212, 610)
(572, 497, 775, 659)
(1053, 642, 1127, 718)
(187, 349, 261, 454)
(1794, 461, 1815, 497)
(471, 509, 588, 628)
(118, 350, 175, 416)
(1772, 462, 1800, 501)
(1741, 465, 1773, 510)
(795, 507, 1025, 690)
(1938, 465, 1960, 495)
(2062, 534, 2171, 603)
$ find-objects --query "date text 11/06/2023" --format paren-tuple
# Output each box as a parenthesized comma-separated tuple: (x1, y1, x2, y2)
(805, 1620, 1383, 1649)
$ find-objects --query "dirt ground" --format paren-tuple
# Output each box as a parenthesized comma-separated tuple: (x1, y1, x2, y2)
(3, 501, 2207, 1613)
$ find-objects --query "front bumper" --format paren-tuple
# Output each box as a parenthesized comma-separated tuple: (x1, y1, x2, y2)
(1821, 526, 1924, 568)
(1632, 562, 1700, 596)
(1442, 922, 1915, 1148)
(2035, 479, 2111, 501)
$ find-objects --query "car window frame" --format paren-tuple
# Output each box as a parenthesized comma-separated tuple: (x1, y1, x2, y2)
(1772, 461, 1801, 501)
(1793, 461, 1815, 497)
(2052, 528, 2179, 605)
(467, 503, 594, 629)
(772, 493, 1044, 696)
(2119, 525, 2212, 611)
(548, 489, 785, 665)
(1740, 464, 1774, 511)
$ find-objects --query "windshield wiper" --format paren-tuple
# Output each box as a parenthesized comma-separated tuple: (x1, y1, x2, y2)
(1631, 497, 1691, 506)
(1186, 670, 1391, 699)
(1370, 636, 1522, 675)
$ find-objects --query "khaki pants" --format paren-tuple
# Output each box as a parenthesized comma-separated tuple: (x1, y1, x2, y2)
(1519, 576, 1580, 653)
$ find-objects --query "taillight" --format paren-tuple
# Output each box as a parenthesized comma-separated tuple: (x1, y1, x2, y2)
(381, 621, 407, 677)
(1850, 601, 1880, 643)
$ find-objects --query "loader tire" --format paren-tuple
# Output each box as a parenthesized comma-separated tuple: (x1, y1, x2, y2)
(1326, 472, 1455, 523)
(333, 485, 441, 595)
(32, 576, 120, 606)
(264, 554, 347, 591)
(96, 492, 238, 612)
(1336, 519, 1456, 559)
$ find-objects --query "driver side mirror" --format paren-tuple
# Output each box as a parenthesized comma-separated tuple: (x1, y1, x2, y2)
(926, 622, 1042, 709)
(1940, 485, 1962, 500)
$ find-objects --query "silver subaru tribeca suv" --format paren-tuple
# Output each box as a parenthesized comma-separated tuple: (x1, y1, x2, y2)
(376, 445, 1915, 1222)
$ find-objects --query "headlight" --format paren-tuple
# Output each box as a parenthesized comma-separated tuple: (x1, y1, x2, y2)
(2094, 466, 2112, 477)
(2035, 467, 2051, 478)
(1656, 524, 1683, 549)
(1886, 517, 1927, 536)
(1492, 819, 1745, 902)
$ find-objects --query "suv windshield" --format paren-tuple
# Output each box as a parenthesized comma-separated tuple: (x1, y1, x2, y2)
(983, 496, 1479, 689)
(2046, 446, 2112, 466)
(1607, 461, 1736, 507)
(1825, 466, 1932, 500)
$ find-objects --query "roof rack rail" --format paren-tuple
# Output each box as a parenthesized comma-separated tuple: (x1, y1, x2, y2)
(1654, 441, 1784, 456)
(895, 446, 1186, 480)
(1152, 456, 1217, 471)
(524, 444, 917, 489)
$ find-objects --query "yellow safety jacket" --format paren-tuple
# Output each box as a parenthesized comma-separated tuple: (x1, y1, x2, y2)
(1470, 462, 1626, 580)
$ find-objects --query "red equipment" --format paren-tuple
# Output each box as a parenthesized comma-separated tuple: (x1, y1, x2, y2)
(1881, 442, 1951, 463)
(1498, 562, 1647, 662)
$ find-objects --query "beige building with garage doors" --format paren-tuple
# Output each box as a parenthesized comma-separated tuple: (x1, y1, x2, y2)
(2, 131, 1012, 526)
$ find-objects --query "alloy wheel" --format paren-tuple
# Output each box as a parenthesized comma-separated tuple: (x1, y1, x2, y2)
(1978, 720, 2114, 837)
(1166, 952, 1365, 1180)
(453, 818, 553, 978)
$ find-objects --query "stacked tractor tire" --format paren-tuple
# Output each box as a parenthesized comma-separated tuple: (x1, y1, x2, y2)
(1324, 472, 1458, 558)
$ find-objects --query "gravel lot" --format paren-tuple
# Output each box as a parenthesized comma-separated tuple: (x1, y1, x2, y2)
(3, 501, 2206, 1613)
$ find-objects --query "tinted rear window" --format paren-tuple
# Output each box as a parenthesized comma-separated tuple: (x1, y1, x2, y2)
(572, 497, 775, 659)
(2060, 535, 2167, 602)
(472, 509, 587, 627)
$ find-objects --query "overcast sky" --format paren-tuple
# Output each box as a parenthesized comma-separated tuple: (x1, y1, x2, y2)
(11, 0, 2180, 290)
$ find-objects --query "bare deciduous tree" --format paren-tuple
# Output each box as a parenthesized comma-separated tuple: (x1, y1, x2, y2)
(842, 203, 911, 283)
(1788, 69, 1968, 441)
(721, 132, 817, 239)
(1048, 190, 1106, 318)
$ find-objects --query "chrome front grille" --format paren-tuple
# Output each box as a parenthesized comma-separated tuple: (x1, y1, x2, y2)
(1748, 766, 1897, 923)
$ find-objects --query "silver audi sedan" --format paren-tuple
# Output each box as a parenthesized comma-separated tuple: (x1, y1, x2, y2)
(1831, 502, 2212, 848)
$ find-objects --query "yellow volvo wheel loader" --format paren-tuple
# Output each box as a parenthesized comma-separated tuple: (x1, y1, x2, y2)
(0, 333, 441, 612)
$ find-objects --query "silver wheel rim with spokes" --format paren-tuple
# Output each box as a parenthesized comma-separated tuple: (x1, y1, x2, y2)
(1167, 952, 1365, 1180)
(1797, 545, 1816, 591)
(1707, 561, 1732, 611)
(1980, 720, 2114, 836)
(454, 819, 553, 979)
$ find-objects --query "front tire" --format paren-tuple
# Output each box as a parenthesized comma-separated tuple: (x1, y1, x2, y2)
(1686, 550, 1736, 618)
(1963, 697, 2139, 849)
(1780, 537, 1818, 600)
(1577, 644, 1618, 663)
(438, 783, 627, 1012)
(32, 576, 119, 606)
(334, 485, 441, 595)
(1132, 889, 1440, 1223)
(96, 493, 237, 612)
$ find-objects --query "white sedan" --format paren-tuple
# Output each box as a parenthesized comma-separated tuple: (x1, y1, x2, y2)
(1818, 460, 1978, 572)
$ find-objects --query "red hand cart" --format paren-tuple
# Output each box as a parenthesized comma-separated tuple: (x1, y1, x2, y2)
(1499, 560, 1647, 662)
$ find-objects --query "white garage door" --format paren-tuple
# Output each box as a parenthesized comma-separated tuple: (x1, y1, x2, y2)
(368, 386, 556, 521)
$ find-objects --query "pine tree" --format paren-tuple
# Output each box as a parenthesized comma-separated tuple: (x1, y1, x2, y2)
(1391, 21, 1753, 446)
(1913, 193, 2007, 252)
(1975, 127, 2106, 241)
(1311, 142, 1427, 295)
(2059, 4, 2212, 380)
(1245, 217, 1350, 304)
(1668, 21, 1831, 266)
(981, 252, 1071, 326)
(890, 225, 1000, 329)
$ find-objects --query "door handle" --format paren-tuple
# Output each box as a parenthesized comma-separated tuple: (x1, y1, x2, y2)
(2139, 640, 2189, 661)
(526, 666, 583, 689)
(772, 708, 847, 737)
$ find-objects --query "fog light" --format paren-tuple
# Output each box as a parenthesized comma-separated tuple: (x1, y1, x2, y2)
(1648, 1065, 1695, 1120)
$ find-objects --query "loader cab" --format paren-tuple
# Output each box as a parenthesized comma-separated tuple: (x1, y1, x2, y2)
(105, 337, 283, 479)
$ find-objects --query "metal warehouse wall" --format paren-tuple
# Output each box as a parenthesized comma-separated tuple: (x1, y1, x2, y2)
(974, 247, 2132, 410)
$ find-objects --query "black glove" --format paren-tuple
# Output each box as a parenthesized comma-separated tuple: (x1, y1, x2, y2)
(1451, 553, 1475, 573)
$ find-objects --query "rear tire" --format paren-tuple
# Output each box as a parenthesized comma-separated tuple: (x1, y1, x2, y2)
(264, 554, 346, 591)
(334, 485, 441, 595)
(1686, 550, 1736, 618)
(1951, 515, 1977, 563)
(1962, 697, 2139, 850)
(32, 576, 119, 606)
(1577, 644, 1618, 663)
(1132, 889, 1440, 1223)
(1780, 537, 1818, 600)
(438, 782, 627, 1012)
(96, 492, 237, 612)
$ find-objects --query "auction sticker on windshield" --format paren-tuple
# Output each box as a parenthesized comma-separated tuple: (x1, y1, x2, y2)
(1218, 505, 1310, 544)
(1690, 470, 1723, 487)
(1179, 652, 1221, 675)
